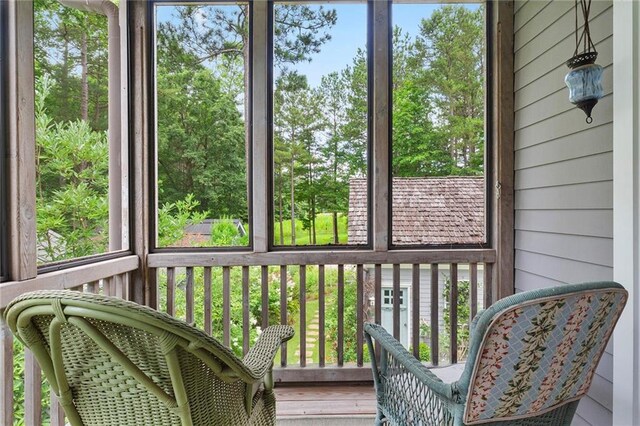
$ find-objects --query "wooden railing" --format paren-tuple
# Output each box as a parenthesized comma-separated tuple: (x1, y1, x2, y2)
(0, 249, 496, 424)
(0, 255, 139, 426)
(147, 249, 496, 382)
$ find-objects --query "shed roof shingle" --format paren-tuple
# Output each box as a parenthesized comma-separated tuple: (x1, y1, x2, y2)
(348, 177, 485, 245)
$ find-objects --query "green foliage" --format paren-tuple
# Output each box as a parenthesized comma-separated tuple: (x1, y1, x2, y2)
(416, 5, 485, 174)
(156, 62, 248, 221)
(157, 266, 299, 357)
(210, 219, 249, 247)
(34, 0, 109, 130)
(35, 75, 109, 263)
(12, 340, 51, 426)
(324, 267, 372, 363)
(443, 279, 472, 360)
(156, 194, 208, 247)
(273, 213, 348, 246)
(414, 342, 431, 363)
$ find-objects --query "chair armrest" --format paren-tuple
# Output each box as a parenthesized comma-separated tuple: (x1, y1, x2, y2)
(242, 325, 294, 380)
(364, 322, 458, 402)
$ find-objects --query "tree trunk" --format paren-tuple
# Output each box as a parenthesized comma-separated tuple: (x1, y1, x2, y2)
(311, 195, 316, 245)
(61, 27, 71, 121)
(332, 131, 339, 244)
(290, 152, 296, 245)
(242, 11, 251, 212)
(80, 27, 89, 122)
(278, 169, 284, 245)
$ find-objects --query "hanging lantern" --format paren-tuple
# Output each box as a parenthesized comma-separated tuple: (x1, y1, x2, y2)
(565, 0, 603, 124)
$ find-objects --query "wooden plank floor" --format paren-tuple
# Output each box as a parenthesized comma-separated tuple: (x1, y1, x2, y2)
(275, 384, 377, 417)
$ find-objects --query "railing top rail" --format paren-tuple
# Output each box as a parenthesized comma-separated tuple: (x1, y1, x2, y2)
(0, 255, 139, 309)
(147, 249, 496, 268)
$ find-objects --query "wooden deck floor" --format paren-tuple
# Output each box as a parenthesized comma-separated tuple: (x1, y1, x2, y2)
(274, 384, 377, 418)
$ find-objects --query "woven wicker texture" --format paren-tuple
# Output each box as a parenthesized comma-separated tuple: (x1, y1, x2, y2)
(365, 281, 627, 426)
(4, 290, 294, 426)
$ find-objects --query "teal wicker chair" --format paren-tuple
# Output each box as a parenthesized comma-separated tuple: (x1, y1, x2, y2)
(4, 290, 294, 426)
(364, 281, 628, 426)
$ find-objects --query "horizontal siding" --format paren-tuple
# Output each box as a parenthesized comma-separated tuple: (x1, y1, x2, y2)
(513, 0, 529, 15)
(515, 94, 613, 148)
(572, 415, 591, 426)
(515, 11, 612, 88)
(515, 210, 612, 238)
(513, 1, 614, 424)
(515, 182, 612, 210)
(515, 63, 612, 129)
(515, 152, 613, 190)
(515, 2, 610, 71)
(576, 396, 612, 426)
(515, 251, 612, 283)
(514, 0, 572, 52)
(515, 37, 613, 111)
(515, 231, 612, 267)
(514, 123, 612, 169)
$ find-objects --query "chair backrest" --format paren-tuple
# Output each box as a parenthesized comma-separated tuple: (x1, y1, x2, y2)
(4, 290, 257, 426)
(457, 281, 627, 425)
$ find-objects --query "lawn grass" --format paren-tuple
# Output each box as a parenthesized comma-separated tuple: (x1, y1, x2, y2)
(275, 299, 320, 366)
(273, 212, 349, 245)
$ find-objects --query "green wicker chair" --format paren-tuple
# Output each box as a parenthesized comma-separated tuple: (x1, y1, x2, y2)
(4, 290, 294, 426)
(364, 281, 628, 426)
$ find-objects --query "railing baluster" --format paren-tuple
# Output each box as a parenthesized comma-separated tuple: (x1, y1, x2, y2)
(103, 276, 112, 297)
(280, 265, 287, 367)
(337, 264, 344, 367)
(450, 263, 458, 364)
(1, 321, 13, 425)
(87, 280, 99, 293)
(318, 265, 325, 367)
(392, 264, 401, 341)
(148, 268, 159, 310)
(299, 265, 307, 367)
(223, 266, 231, 347)
(204, 267, 212, 335)
(356, 264, 364, 366)
(186, 267, 194, 324)
(431, 263, 439, 366)
(124, 272, 131, 301)
(166, 267, 175, 316)
(470, 263, 478, 321)
(484, 263, 493, 309)
(261, 266, 269, 329)
(374, 264, 382, 359)
(114, 273, 124, 299)
(50, 392, 65, 426)
(374, 264, 382, 325)
(412, 264, 420, 359)
(242, 266, 250, 356)
(24, 350, 42, 426)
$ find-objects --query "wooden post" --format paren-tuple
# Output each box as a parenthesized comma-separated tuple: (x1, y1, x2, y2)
(128, 0, 152, 306)
(491, 0, 515, 302)
(7, 0, 37, 281)
(24, 351, 42, 426)
(0, 321, 13, 425)
(252, 1, 269, 252)
(372, 0, 390, 251)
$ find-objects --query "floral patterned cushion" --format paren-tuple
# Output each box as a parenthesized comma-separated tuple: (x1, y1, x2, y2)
(463, 288, 627, 425)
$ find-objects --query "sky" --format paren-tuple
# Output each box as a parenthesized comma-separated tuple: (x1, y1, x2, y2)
(155, 3, 480, 88)
(293, 3, 443, 87)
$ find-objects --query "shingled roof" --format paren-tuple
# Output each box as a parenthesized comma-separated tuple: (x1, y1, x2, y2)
(348, 177, 485, 245)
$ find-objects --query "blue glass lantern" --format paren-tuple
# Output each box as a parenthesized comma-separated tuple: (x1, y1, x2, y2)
(565, 0, 603, 124)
